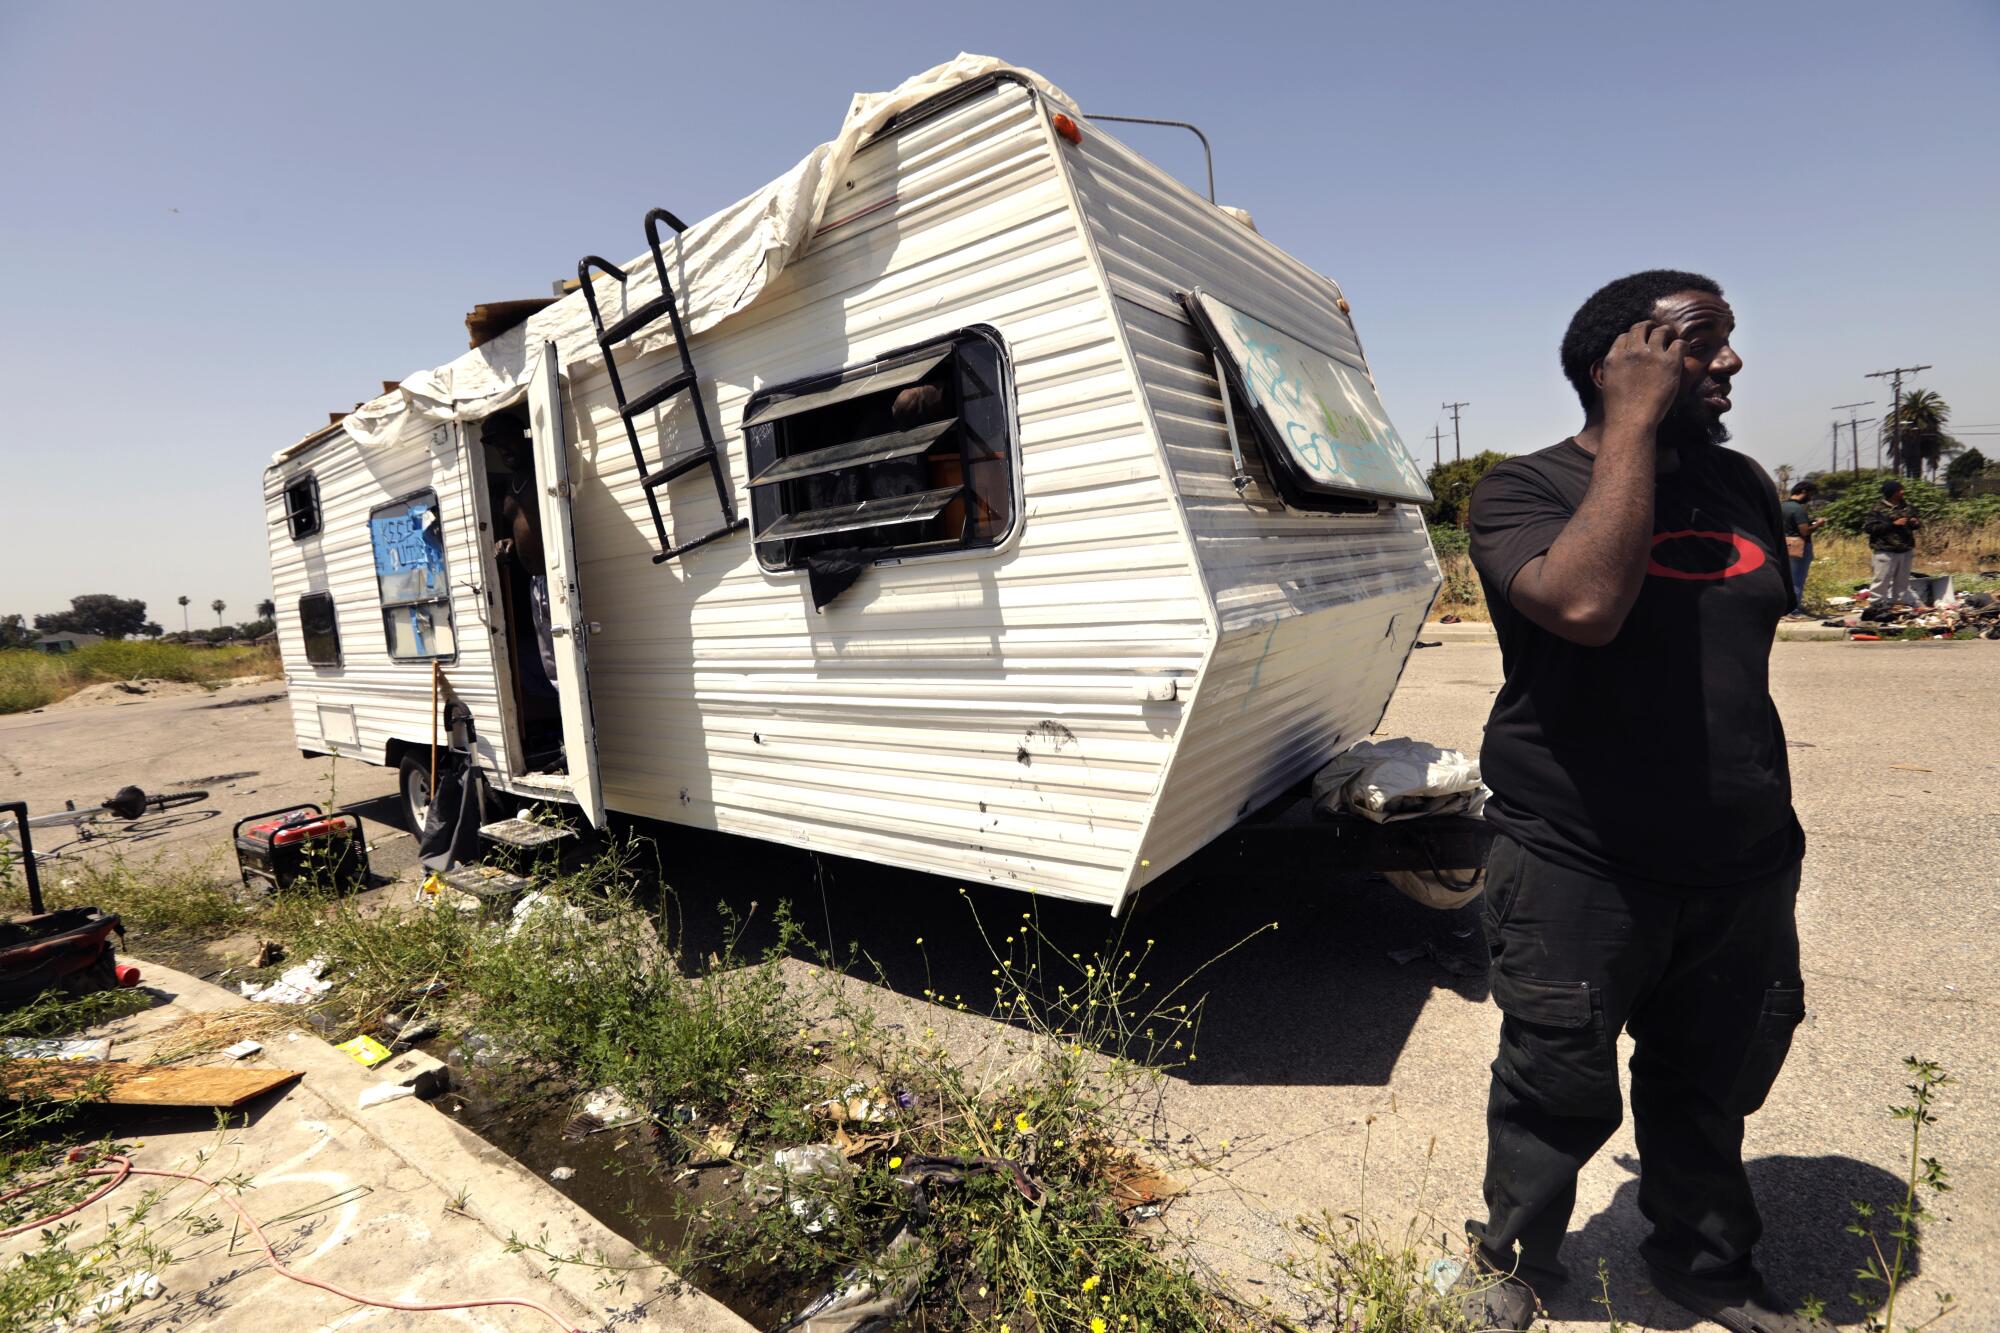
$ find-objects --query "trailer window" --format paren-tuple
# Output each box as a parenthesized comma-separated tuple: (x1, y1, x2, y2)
(284, 475, 321, 539)
(1182, 289, 1432, 510)
(743, 327, 1015, 577)
(368, 491, 456, 661)
(299, 592, 341, 666)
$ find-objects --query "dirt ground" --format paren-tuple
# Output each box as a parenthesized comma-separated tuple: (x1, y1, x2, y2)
(3, 643, 1994, 1331)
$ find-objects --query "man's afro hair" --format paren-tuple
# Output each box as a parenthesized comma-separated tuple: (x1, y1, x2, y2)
(1560, 269, 1722, 411)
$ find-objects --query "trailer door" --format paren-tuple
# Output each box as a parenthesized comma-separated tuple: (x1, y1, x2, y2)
(527, 339, 605, 828)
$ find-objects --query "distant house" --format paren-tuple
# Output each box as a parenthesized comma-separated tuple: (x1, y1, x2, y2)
(35, 631, 103, 654)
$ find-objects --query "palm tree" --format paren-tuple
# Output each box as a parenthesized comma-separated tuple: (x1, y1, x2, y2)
(177, 595, 190, 632)
(211, 598, 226, 627)
(1879, 388, 1953, 480)
(256, 599, 275, 620)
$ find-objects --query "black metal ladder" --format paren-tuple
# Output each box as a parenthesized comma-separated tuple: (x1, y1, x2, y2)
(577, 207, 746, 563)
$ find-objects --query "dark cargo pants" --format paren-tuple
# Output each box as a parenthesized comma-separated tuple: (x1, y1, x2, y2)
(1476, 833, 1804, 1296)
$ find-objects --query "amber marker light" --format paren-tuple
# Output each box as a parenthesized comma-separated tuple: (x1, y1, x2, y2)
(1050, 113, 1082, 145)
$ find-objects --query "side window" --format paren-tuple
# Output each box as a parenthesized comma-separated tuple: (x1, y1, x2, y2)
(285, 475, 321, 540)
(299, 592, 342, 666)
(743, 327, 1016, 573)
(368, 491, 456, 661)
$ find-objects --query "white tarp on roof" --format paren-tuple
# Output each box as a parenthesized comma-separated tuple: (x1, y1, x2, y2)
(308, 55, 1075, 458)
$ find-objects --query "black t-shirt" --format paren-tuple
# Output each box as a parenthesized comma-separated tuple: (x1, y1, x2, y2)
(1468, 440, 1803, 888)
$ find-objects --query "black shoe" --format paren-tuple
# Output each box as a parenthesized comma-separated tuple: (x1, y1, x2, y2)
(1649, 1268, 1824, 1333)
(1449, 1263, 1539, 1331)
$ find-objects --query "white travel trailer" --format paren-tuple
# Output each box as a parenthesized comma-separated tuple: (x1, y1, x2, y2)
(263, 56, 1441, 915)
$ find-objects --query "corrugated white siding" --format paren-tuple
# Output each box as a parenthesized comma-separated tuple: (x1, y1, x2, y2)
(557, 83, 1211, 905)
(1054, 120, 1440, 902)
(265, 419, 513, 783)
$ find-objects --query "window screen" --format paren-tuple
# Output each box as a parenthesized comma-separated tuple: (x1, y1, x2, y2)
(285, 475, 321, 540)
(1182, 289, 1431, 509)
(368, 491, 456, 660)
(299, 592, 341, 666)
(743, 328, 1016, 573)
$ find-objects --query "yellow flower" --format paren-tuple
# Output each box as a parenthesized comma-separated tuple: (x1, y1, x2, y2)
(1081, 1275, 1101, 1293)
(1091, 1318, 1107, 1333)
(888, 1156, 902, 1168)
(1014, 1112, 1033, 1134)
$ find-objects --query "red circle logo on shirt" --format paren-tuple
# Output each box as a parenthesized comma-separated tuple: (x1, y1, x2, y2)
(1647, 529, 1768, 581)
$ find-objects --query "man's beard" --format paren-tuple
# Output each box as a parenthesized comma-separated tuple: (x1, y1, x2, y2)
(1659, 401, 1731, 451)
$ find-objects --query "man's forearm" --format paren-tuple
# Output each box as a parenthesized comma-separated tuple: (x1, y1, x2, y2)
(1514, 424, 1657, 645)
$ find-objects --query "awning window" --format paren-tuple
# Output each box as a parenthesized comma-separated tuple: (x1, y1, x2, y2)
(1182, 289, 1432, 508)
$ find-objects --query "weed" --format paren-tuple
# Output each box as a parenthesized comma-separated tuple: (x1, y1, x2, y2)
(1845, 1057, 1955, 1333)
(3, 850, 249, 941)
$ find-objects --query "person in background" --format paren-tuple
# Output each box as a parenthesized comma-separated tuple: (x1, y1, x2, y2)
(1780, 480, 1820, 619)
(1864, 480, 1921, 607)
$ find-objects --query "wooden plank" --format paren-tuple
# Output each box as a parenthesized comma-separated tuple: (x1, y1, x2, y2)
(1, 1060, 302, 1108)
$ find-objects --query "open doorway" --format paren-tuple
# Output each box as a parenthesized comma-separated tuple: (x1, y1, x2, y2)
(479, 405, 567, 774)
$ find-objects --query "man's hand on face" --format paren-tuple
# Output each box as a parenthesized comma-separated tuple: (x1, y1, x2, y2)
(1598, 320, 1686, 438)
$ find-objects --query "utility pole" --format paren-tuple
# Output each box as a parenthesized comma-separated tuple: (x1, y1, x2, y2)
(1832, 401, 1873, 477)
(1430, 423, 1444, 466)
(1865, 365, 1931, 478)
(1442, 401, 1469, 463)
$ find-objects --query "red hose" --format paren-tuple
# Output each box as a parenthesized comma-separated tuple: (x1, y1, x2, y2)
(2, 1151, 581, 1331)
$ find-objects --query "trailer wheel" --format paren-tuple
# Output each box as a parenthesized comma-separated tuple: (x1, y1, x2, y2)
(398, 755, 433, 834)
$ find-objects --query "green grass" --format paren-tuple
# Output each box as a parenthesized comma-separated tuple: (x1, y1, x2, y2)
(0, 640, 277, 713)
(0, 848, 248, 942)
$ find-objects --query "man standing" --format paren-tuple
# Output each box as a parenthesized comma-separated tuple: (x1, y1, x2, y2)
(1780, 480, 1819, 618)
(1864, 480, 1921, 607)
(1457, 271, 1808, 1333)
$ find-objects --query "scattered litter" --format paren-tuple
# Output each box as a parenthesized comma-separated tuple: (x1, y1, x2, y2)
(335, 1035, 393, 1068)
(448, 1031, 510, 1071)
(1100, 1145, 1188, 1218)
(0, 1037, 109, 1062)
(564, 1087, 644, 1139)
(1413, 639, 1443, 649)
(223, 1040, 263, 1061)
(1888, 763, 1933, 773)
(381, 1013, 439, 1046)
(52, 1269, 162, 1328)
(1826, 595, 1855, 607)
(1427, 1256, 1466, 1296)
(240, 958, 331, 1005)
(357, 1083, 415, 1109)
(548, 1166, 576, 1181)
(506, 890, 591, 941)
(812, 1082, 895, 1125)
(746, 1144, 858, 1232)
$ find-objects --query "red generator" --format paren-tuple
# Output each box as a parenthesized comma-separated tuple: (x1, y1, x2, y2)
(234, 804, 370, 892)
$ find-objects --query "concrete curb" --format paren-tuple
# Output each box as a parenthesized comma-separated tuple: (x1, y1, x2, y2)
(131, 957, 757, 1333)
(1420, 620, 1495, 640)
(1427, 620, 1857, 643)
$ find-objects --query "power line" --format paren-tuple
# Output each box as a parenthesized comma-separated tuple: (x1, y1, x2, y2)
(1864, 364, 1932, 478)
(1441, 401, 1469, 462)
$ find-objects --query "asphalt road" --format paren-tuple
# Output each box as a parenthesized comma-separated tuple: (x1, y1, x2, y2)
(3, 642, 1993, 1330)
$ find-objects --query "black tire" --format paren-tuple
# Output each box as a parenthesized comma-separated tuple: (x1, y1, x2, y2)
(398, 754, 433, 834)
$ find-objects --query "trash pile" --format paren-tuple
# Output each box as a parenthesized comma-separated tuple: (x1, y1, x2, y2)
(1820, 588, 2000, 640)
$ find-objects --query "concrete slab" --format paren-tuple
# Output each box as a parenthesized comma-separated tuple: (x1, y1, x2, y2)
(0, 961, 755, 1333)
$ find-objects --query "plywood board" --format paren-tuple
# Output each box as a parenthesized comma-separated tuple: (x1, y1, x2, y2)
(1, 1059, 302, 1108)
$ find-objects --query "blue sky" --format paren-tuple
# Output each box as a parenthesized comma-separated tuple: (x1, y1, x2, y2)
(2, 1, 1995, 626)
